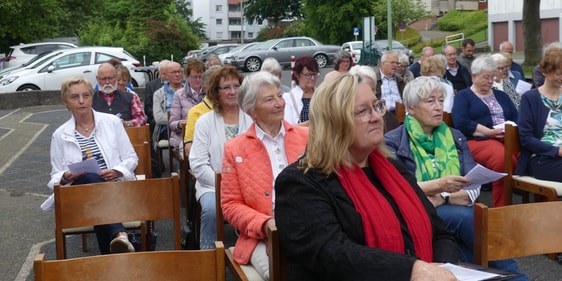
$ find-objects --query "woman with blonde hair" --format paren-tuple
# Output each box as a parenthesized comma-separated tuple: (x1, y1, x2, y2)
(274, 74, 458, 280)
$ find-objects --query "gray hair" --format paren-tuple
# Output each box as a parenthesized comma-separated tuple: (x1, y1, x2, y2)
(261, 57, 282, 77)
(490, 53, 507, 64)
(498, 41, 512, 52)
(398, 53, 409, 65)
(238, 71, 281, 114)
(381, 51, 398, 63)
(206, 54, 222, 66)
(348, 65, 377, 88)
(471, 55, 497, 75)
(543, 42, 562, 56)
(402, 76, 446, 109)
(158, 59, 172, 71)
(203, 65, 221, 92)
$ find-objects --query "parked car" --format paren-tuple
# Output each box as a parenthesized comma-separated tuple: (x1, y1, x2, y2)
(341, 41, 381, 66)
(230, 36, 341, 72)
(220, 42, 259, 65)
(2, 42, 78, 70)
(375, 40, 414, 64)
(341, 41, 364, 64)
(182, 49, 201, 66)
(0, 46, 145, 93)
(198, 44, 239, 63)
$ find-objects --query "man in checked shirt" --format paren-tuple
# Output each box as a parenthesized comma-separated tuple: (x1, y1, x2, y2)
(92, 63, 147, 127)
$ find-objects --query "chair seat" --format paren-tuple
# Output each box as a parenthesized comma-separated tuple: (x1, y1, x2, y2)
(63, 221, 142, 234)
(513, 175, 562, 196)
(158, 139, 169, 148)
(228, 247, 265, 281)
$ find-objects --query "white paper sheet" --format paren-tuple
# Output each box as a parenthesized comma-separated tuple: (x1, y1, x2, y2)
(515, 79, 532, 96)
(439, 263, 503, 281)
(492, 120, 517, 132)
(68, 158, 101, 174)
(464, 164, 507, 190)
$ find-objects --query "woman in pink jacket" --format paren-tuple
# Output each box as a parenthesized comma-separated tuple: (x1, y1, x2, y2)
(221, 71, 308, 280)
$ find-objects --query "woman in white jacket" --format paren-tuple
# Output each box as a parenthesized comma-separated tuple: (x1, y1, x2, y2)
(189, 67, 253, 249)
(283, 56, 319, 124)
(45, 76, 138, 255)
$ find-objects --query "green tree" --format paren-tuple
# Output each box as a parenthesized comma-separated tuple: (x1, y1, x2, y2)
(244, 0, 302, 26)
(301, 0, 374, 44)
(522, 0, 541, 67)
(371, 0, 428, 40)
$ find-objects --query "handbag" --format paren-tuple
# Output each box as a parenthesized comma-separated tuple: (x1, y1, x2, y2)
(128, 230, 158, 251)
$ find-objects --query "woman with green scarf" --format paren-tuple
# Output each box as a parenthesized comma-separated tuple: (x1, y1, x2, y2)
(385, 76, 528, 280)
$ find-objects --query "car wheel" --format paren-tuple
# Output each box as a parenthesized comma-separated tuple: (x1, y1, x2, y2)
(131, 79, 139, 88)
(314, 54, 328, 68)
(409, 55, 414, 65)
(17, 84, 40, 91)
(245, 57, 262, 72)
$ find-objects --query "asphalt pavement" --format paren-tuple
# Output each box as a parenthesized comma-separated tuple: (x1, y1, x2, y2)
(1, 67, 562, 280)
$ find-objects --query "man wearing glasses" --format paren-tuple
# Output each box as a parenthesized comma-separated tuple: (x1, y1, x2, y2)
(375, 51, 404, 132)
(92, 63, 147, 128)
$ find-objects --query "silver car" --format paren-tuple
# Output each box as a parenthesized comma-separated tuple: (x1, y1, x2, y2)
(230, 37, 341, 72)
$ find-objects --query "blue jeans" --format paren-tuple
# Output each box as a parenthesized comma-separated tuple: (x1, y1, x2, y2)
(436, 204, 529, 281)
(74, 173, 126, 254)
(199, 192, 217, 249)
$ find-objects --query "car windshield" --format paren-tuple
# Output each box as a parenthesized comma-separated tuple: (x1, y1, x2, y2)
(351, 42, 363, 49)
(30, 51, 64, 69)
(392, 42, 404, 48)
(22, 51, 54, 66)
(256, 40, 277, 50)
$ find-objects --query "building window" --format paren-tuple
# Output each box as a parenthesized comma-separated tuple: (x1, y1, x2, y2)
(217, 32, 223, 39)
(248, 32, 254, 38)
(229, 19, 241, 25)
(257, 19, 264, 25)
(216, 5, 222, 12)
(216, 18, 223, 25)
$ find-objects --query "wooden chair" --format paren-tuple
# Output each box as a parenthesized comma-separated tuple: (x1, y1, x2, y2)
(474, 202, 562, 266)
(132, 141, 152, 179)
(395, 101, 406, 123)
(215, 172, 264, 281)
(55, 174, 182, 259)
(443, 112, 454, 127)
(125, 124, 151, 146)
(503, 124, 562, 205)
(267, 224, 287, 281)
(34, 241, 225, 281)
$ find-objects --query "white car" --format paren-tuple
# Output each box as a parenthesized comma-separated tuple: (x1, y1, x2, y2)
(0, 47, 145, 93)
(341, 41, 364, 64)
(2, 42, 78, 70)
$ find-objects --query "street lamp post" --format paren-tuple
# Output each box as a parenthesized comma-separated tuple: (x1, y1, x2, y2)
(387, 0, 393, 50)
(240, 0, 244, 44)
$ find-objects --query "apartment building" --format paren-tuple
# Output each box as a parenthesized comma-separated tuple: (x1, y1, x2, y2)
(190, 0, 267, 44)
(488, 0, 562, 51)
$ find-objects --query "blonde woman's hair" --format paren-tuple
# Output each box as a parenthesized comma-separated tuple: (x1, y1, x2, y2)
(300, 74, 390, 175)
(60, 76, 93, 101)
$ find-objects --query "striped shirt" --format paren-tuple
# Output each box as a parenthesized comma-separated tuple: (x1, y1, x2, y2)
(76, 132, 108, 170)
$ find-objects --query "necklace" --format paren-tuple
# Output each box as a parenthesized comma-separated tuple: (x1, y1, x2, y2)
(78, 124, 94, 132)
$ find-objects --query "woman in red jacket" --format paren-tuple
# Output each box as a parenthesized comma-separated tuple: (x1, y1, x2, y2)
(221, 71, 308, 280)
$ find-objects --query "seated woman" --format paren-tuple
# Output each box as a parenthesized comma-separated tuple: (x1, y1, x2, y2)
(44, 76, 138, 254)
(420, 55, 454, 112)
(452, 55, 518, 207)
(274, 74, 458, 280)
(385, 77, 528, 280)
(189, 66, 253, 249)
(283, 56, 319, 124)
(518, 44, 562, 182)
(491, 53, 520, 110)
(221, 71, 308, 280)
(323, 50, 353, 81)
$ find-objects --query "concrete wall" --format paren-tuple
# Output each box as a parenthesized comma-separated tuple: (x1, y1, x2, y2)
(0, 88, 146, 110)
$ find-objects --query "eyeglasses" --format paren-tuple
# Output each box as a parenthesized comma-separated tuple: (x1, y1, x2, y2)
(170, 70, 183, 75)
(217, 84, 240, 91)
(98, 76, 116, 82)
(302, 72, 319, 79)
(355, 99, 386, 121)
(385, 61, 399, 65)
(189, 75, 203, 80)
(496, 66, 508, 71)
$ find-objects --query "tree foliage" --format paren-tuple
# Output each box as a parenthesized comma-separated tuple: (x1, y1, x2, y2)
(244, 0, 302, 26)
(371, 0, 428, 40)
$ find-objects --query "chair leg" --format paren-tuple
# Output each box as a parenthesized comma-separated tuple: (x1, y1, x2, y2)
(81, 233, 88, 252)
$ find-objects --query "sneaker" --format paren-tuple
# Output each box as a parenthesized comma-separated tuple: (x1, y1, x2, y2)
(110, 235, 135, 253)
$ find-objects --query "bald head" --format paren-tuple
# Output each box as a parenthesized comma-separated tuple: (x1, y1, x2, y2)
(499, 41, 514, 54)
(443, 45, 458, 67)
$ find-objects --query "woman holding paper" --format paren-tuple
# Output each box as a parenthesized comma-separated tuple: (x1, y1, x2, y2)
(518, 45, 562, 182)
(451, 55, 518, 207)
(385, 77, 528, 280)
(45, 76, 138, 255)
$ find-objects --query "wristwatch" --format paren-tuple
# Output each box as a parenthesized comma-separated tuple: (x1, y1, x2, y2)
(440, 192, 450, 205)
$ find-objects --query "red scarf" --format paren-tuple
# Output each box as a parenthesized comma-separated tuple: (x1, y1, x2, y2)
(337, 150, 433, 262)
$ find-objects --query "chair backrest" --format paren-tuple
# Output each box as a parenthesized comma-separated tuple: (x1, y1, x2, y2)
(125, 124, 151, 145)
(132, 141, 152, 179)
(267, 224, 287, 281)
(54, 174, 182, 259)
(503, 124, 520, 205)
(443, 112, 454, 127)
(35, 242, 225, 281)
(215, 172, 225, 241)
(395, 102, 406, 123)
(474, 202, 562, 267)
